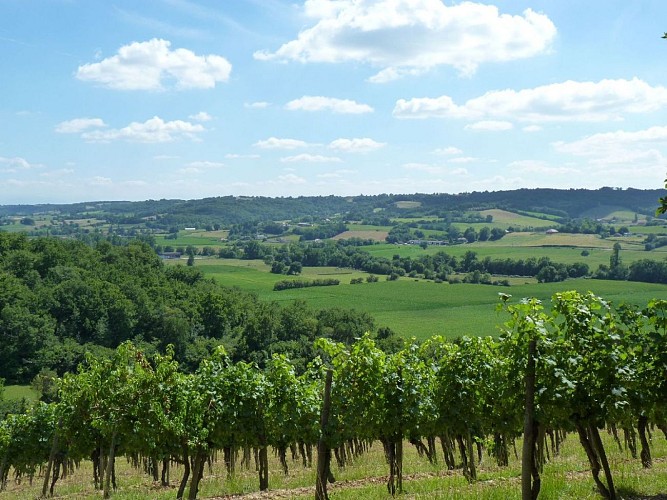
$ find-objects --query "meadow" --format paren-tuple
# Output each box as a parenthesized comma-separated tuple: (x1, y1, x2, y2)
(2, 385, 39, 402)
(189, 258, 667, 339)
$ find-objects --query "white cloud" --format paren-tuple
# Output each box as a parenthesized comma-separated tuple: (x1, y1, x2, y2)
(55, 118, 106, 134)
(523, 125, 543, 133)
(225, 153, 261, 159)
(76, 38, 232, 90)
(367, 67, 426, 84)
(403, 162, 468, 175)
(281, 154, 343, 163)
(0, 156, 42, 171)
(465, 120, 513, 131)
(285, 96, 373, 114)
(553, 126, 667, 186)
(554, 126, 667, 156)
(509, 160, 579, 175)
(184, 160, 225, 170)
(316, 169, 358, 179)
(328, 137, 386, 153)
(40, 168, 75, 178)
(255, 1, 556, 79)
(394, 78, 667, 122)
(189, 111, 213, 122)
(449, 157, 478, 164)
(253, 137, 310, 149)
(277, 173, 307, 184)
(89, 176, 113, 186)
(432, 146, 463, 155)
(81, 116, 204, 143)
(245, 101, 270, 109)
(403, 162, 446, 174)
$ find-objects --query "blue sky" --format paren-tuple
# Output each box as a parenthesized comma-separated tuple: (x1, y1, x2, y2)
(1, 0, 667, 204)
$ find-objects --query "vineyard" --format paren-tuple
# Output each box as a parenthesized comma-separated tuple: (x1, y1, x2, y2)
(1, 291, 667, 499)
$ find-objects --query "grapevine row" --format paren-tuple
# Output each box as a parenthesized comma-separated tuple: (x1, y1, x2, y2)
(0, 291, 666, 499)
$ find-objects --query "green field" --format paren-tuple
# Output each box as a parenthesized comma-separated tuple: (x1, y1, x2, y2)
(155, 230, 227, 247)
(190, 258, 667, 340)
(3, 385, 40, 402)
(363, 237, 666, 269)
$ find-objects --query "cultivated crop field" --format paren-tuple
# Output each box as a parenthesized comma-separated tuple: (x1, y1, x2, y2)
(190, 259, 667, 339)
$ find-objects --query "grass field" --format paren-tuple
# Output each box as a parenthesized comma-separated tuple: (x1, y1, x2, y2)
(331, 229, 390, 242)
(363, 237, 666, 269)
(477, 209, 555, 229)
(3, 385, 40, 401)
(155, 231, 227, 247)
(1, 429, 665, 499)
(190, 258, 667, 339)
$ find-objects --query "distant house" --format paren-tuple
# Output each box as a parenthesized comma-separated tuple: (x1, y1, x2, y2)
(408, 239, 447, 246)
(159, 252, 182, 260)
(184, 227, 196, 231)
(546, 229, 559, 234)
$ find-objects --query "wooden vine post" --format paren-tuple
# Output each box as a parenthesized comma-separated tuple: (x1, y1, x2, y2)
(316, 369, 333, 500)
(521, 338, 540, 500)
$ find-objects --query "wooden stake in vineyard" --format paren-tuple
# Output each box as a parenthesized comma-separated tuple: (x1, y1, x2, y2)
(316, 369, 333, 500)
(522, 338, 540, 500)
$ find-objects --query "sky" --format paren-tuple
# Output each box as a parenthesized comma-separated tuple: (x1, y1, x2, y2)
(1, 0, 667, 204)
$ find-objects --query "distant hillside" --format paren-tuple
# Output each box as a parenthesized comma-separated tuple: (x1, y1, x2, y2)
(0, 188, 663, 227)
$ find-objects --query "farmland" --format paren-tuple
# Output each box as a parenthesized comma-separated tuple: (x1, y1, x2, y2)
(186, 258, 667, 339)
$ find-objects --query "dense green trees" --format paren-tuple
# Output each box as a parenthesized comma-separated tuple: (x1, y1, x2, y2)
(0, 233, 392, 384)
(224, 239, 593, 283)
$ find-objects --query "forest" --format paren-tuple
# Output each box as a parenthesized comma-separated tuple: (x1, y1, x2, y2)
(0, 232, 398, 386)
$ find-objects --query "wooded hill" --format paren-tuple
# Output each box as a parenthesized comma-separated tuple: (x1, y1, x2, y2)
(1, 188, 664, 229)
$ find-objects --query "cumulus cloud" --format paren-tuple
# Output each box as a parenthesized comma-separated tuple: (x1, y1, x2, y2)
(184, 160, 225, 170)
(40, 168, 75, 178)
(255, 0, 556, 79)
(449, 157, 478, 164)
(225, 153, 261, 159)
(465, 120, 513, 131)
(0, 156, 42, 171)
(553, 126, 667, 185)
(189, 111, 213, 122)
(403, 163, 468, 176)
(55, 118, 107, 134)
(509, 160, 580, 175)
(316, 169, 358, 179)
(285, 96, 373, 114)
(554, 126, 667, 156)
(432, 146, 463, 155)
(76, 38, 232, 90)
(280, 154, 343, 163)
(89, 176, 113, 186)
(245, 101, 270, 109)
(81, 116, 204, 143)
(328, 137, 386, 153)
(394, 78, 667, 122)
(276, 173, 307, 184)
(253, 137, 310, 149)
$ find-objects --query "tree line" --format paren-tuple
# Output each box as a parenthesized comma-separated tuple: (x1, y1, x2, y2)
(223, 240, 589, 283)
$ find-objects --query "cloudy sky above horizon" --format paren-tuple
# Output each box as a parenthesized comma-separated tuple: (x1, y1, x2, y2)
(1, 0, 667, 203)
